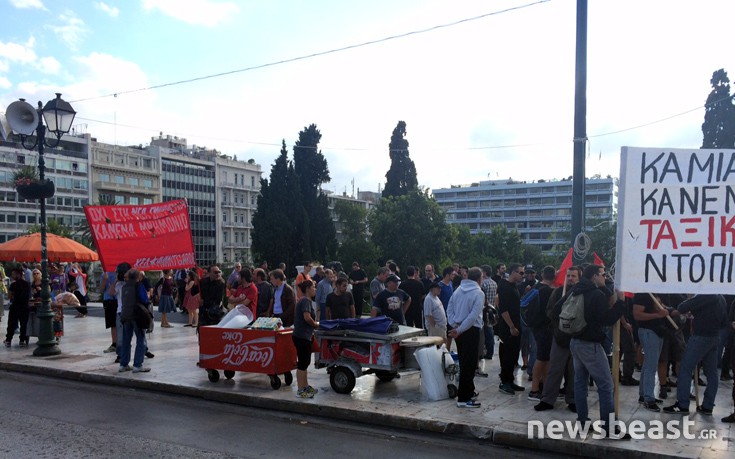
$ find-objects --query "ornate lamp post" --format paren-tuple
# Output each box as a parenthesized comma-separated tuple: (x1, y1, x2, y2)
(5, 94, 76, 356)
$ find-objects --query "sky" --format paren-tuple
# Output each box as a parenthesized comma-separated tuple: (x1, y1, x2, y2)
(2, 0, 735, 197)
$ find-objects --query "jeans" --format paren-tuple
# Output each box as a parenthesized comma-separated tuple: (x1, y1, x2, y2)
(521, 323, 536, 374)
(120, 320, 146, 368)
(676, 334, 719, 410)
(540, 338, 575, 405)
(570, 339, 615, 427)
(638, 328, 664, 403)
(483, 324, 495, 358)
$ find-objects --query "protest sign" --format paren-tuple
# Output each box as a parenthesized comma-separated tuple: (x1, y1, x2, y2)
(84, 199, 196, 272)
(616, 147, 735, 294)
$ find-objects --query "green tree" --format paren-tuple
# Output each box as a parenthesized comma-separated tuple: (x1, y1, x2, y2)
(369, 190, 452, 268)
(252, 141, 301, 270)
(292, 124, 337, 262)
(382, 121, 418, 198)
(334, 200, 378, 268)
(27, 218, 74, 239)
(702, 68, 735, 148)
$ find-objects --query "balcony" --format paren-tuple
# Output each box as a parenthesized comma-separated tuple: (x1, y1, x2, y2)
(94, 181, 159, 195)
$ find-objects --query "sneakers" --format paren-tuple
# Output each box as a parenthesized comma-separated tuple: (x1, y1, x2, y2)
(161, 323, 174, 328)
(638, 396, 662, 404)
(475, 369, 488, 377)
(509, 382, 525, 392)
(457, 400, 481, 408)
(19, 341, 28, 348)
(643, 401, 661, 412)
(620, 377, 639, 386)
(663, 403, 689, 414)
(305, 385, 318, 395)
(534, 401, 554, 411)
(132, 366, 151, 373)
(296, 388, 315, 398)
(145, 351, 155, 359)
(527, 390, 541, 401)
(103, 344, 116, 353)
(696, 405, 713, 415)
(3, 339, 10, 347)
(499, 383, 515, 395)
(118, 365, 132, 372)
(722, 412, 735, 423)
(114, 356, 120, 363)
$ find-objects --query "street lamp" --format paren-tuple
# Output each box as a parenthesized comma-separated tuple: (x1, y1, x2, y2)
(4, 93, 76, 356)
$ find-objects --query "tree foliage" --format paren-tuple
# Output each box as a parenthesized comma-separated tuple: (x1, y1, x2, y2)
(702, 68, 735, 148)
(334, 200, 378, 268)
(292, 124, 337, 262)
(251, 141, 302, 271)
(27, 218, 74, 239)
(382, 121, 418, 198)
(369, 190, 452, 269)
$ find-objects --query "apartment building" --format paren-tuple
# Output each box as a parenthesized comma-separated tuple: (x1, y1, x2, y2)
(433, 177, 616, 253)
(0, 132, 91, 243)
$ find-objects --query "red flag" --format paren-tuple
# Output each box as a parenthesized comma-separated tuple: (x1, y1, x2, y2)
(554, 248, 574, 287)
(593, 252, 605, 267)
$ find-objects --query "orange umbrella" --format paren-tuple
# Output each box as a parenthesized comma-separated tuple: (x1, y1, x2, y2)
(0, 233, 99, 263)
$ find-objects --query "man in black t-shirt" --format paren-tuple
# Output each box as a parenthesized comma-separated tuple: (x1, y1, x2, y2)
(371, 275, 410, 325)
(326, 277, 355, 319)
(400, 266, 426, 328)
(497, 264, 525, 395)
(348, 262, 367, 315)
(5, 268, 31, 347)
(254, 268, 272, 317)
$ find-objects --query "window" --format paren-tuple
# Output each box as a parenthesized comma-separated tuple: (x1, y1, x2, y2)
(99, 174, 110, 183)
(143, 179, 152, 188)
(127, 177, 139, 186)
(143, 198, 152, 205)
(115, 195, 125, 204)
(129, 197, 139, 205)
(251, 176, 255, 187)
(100, 193, 112, 202)
(114, 176, 124, 184)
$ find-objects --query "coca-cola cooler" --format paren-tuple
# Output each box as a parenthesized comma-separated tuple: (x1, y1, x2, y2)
(198, 326, 297, 389)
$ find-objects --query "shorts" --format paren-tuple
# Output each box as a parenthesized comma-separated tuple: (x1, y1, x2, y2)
(659, 331, 686, 363)
(531, 326, 553, 361)
(103, 299, 117, 329)
(292, 336, 312, 371)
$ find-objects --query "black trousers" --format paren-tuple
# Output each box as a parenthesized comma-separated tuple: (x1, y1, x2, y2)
(499, 333, 521, 384)
(455, 326, 480, 402)
(6, 305, 29, 342)
(404, 304, 423, 329)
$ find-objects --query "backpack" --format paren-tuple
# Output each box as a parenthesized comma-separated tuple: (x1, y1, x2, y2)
(558, 293, 587, 336)
(519, 287, 540, 327)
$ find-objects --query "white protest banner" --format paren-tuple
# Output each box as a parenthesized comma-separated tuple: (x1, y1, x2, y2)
(616, 147, 735, 294)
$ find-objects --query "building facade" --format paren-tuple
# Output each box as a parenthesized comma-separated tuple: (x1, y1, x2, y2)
(433, 177, 616, 253)
(216, 155, 261, 264)
(0, 132, 91, 243)
(325, 191, 374, 245)
(89, 140, 161, 206)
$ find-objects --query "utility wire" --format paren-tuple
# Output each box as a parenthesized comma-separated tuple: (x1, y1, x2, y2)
(70, 0, 550, 103)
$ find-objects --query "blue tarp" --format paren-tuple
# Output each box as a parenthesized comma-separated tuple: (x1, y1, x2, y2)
(318, 316, 395, 334)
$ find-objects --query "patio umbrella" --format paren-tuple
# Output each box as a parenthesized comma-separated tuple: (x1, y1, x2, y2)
(0, 233, 99, 263)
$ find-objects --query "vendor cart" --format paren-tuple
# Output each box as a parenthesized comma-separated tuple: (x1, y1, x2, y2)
(198, 325, 297, 389)
(314, 325, 431, 394)
(27, 303, 64, 341)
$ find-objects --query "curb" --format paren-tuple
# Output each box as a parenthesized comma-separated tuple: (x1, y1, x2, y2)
(0, 361, 707, 458)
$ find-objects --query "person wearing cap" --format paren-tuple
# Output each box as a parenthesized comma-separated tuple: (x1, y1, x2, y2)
(371, 274, 410, 325)
(424, 282, 447, 344)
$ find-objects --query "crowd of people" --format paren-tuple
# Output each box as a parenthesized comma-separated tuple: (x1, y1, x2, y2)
(3, 258, 734, 425)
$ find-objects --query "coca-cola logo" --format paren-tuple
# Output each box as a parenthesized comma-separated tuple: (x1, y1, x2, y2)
(219, 333, 275, 368)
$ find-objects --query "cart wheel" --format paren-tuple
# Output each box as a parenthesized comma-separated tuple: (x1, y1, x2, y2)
(224, 370, 236, 379)
(375, 370, 398, 382)
(207, 369, 220, 383)
(284, 371, 293, 386)
(447, 384, 458, 399)
(270, 375, 282, 390)
(330, 366, 356, 394)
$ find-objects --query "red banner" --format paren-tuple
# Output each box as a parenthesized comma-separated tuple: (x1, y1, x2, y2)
(84, 199, 196, 272)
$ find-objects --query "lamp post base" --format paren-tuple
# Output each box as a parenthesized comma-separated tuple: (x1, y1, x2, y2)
(33, 342, 62, 357)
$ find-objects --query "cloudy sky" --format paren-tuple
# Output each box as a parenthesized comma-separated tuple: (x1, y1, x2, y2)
(1, 0, 734, 196)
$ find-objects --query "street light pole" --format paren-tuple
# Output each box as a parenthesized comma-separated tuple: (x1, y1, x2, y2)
(5, 94, 76, 356)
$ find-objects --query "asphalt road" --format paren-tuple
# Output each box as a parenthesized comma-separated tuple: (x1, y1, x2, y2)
(0, 372, 556, 459)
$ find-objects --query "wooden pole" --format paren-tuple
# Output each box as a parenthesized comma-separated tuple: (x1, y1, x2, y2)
(694, 366, 700, 408)
(612, 319, 621, 417)
(647, 293, 679, 330)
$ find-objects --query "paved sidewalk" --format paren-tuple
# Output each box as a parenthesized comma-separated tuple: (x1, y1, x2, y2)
(1, 310, 733, 458)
